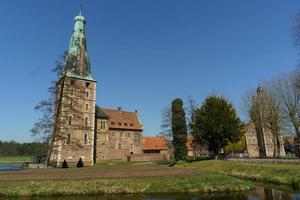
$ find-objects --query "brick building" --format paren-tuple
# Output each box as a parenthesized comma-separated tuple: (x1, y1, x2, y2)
(49, 12, 143, 167)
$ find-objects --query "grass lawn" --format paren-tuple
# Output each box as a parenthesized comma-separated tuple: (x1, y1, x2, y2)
(0, 174, 254, 197)
(177, 160, 300, 189)
(0, 156, 32, 164)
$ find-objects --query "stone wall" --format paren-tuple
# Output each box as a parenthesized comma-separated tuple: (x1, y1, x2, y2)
(50, 77, 96, 166)
(95, 127, 143, 161)
(127, 153, 169, 161)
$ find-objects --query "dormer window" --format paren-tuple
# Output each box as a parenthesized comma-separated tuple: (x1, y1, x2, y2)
(124, 123, 128, 126)
(130, 123, 134, 127)
(111, 122, 115, 126)
(118, 122, 122, 126)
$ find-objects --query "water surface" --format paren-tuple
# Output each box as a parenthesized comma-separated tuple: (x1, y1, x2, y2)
(4, 187, 300, 200)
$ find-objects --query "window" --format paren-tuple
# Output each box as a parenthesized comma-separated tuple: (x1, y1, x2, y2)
(85, 117, 88, 126)
(111, 122, 115, 126)
(130, 143, 133, 149)
(70, 88, 75, 96)
(135, 132, 139, 137)
(86, 82, 90, 88)
(70, 80, 75, 85)
(124, 123, 128, 126)
(67, 134, 71, 144)
(86, 103, 89, 111)
(86, 90, 89, 98)
(118, 143, 122, 149)
(112, 132, 115, 137)
(118, 122, 122, 126)
(120, 132, 123, 137)
(100, 121, 106, 130)
(130, 123, 134, 127)
(84, 134, 87, 145)
(68, 116, 72, 125)
(127, 132, 130, 137)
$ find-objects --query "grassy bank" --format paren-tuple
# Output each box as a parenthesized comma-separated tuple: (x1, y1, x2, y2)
(177, 160, 300, 189)
(0, 174, 254, 197)
(0, 156, 32, 164)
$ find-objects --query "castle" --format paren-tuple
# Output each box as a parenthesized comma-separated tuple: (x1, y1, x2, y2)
(49, 12, 143, 166)
(244, 87, 285, 158)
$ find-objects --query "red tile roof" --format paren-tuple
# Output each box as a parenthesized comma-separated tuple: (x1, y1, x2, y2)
(101, 108, 143, 131)
(143, 137, 168, 150)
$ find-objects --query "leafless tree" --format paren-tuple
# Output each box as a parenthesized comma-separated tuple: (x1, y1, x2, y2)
(159, 106, 173, 143)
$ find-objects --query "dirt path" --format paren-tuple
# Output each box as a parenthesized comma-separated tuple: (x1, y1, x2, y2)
(0, 163, 203, 181)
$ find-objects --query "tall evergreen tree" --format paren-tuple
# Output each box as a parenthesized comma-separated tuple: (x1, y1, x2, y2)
(171, 98, 188, 161)
(193, 96, 242, 157)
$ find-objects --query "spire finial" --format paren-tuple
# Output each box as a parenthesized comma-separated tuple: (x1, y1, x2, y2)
(79, 0, 83, 16)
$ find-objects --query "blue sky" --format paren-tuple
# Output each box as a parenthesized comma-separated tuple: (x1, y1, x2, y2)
(0, 0, 299, 142)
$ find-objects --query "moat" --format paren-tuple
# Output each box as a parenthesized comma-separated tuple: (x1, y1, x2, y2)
(3, 187, 300, 200)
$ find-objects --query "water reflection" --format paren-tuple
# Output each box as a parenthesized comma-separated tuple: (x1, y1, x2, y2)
(0, 164, 22, 171)
(4, 187, 300, 200)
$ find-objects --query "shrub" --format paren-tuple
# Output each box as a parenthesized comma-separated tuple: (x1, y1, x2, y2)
(77, 158, 84, 168)
(62, 159, 68, 168)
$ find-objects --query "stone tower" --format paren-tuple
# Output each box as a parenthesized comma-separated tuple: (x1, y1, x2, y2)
(49, 12, 96, 167)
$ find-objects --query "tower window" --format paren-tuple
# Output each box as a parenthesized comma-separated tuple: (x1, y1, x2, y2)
(70, 80, 75, 85)
(86, 82, 90, 88)
(86, 103, 89, 111)
(118, 143, 122, 149)
(84, 134, 87, 145)
(86, 90, 89, 98)
(67, 134, 71, 144)
(68, 116, 72, 125)
(85, 117, 88, 126)
(70, 88, 75, 96)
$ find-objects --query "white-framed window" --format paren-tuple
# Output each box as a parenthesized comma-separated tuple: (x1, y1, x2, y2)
(100, 120, 106, 130)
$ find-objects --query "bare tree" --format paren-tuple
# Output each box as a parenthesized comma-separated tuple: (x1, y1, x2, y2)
(159, 106, 173, 142)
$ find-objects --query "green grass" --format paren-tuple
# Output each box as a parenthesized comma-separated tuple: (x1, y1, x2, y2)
(177, 160, 300, 189)
(0, 156, 32, 164)
(0, 174, 254, 197)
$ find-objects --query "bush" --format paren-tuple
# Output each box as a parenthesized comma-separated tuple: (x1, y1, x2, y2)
(76, 158, 84, 168)
(62, 159, 68, 168)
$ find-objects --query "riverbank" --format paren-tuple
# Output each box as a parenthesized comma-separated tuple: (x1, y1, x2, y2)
(0, 161, 255, 197)
(1, 160, 299, 197)
(178, 160, 300, 189)
(0, 173, 254, 197)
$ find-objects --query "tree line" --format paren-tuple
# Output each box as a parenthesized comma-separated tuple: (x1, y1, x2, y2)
(0, 140, 48, 156)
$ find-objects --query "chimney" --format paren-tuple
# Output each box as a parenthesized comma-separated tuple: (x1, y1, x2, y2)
(118, 107, 122, 111)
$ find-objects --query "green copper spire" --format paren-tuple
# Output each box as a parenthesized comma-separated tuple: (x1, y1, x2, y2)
(64, 11, 93, 81)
